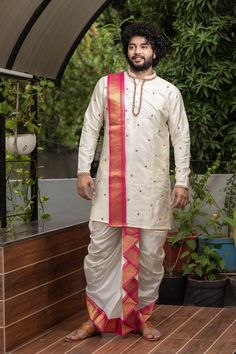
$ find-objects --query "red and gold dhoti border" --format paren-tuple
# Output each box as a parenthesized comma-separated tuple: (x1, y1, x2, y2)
(86, 72, 155, 335)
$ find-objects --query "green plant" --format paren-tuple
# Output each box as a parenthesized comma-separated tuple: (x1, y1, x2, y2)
(182, 242, 225, 281)
(197, 172, 236, 240)
(0, 77, 54, 229)
(164, 156, 222, 273)
(0, 78, 54, 135)
(6, 154, 34, 223)
(5, 152, 50, 231)
(171, 155, 221, 246)
(157, 0, 236, 168)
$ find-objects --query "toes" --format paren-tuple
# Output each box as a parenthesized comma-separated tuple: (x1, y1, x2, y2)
(146, 334, 154, 339)
(65, 329, 86, 341)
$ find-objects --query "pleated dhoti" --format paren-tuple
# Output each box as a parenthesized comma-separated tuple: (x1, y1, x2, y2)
(84, 220, 167, 335)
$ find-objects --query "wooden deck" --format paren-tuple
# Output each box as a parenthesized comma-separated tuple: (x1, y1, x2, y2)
(8, 305, 236, 354)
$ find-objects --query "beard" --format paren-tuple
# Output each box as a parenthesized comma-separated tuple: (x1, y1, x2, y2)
(127, 55, 154, 72)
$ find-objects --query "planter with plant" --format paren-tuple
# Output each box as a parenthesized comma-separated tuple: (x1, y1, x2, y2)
(159, 157, 222, 305)
(182, 241, 228, 307)
(0, 77, 54, 229)
(1, 79, 54, 155)
(198, 172, 236, 271)
(163, 156, 221, 274)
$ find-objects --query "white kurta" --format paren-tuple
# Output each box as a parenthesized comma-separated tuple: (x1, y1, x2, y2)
(78, 71, 190, 229)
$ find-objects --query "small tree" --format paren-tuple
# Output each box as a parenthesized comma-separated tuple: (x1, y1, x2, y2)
(157, 0, 236, 169)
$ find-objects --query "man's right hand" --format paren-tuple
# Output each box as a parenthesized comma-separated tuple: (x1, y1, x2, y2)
(76, 174, 95, 200)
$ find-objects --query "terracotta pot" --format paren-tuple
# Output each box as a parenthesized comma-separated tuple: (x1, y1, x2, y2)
(164, 232, 198, 273)
(6, 134, 36, 155)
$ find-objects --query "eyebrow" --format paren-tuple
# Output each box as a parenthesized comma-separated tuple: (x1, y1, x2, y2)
(128, 41, 149, 46)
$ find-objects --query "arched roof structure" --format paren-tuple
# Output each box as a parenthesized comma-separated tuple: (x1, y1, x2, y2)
(0, 0, 113, 84)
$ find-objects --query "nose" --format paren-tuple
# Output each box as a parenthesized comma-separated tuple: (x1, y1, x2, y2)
(134, 45, 141, 54)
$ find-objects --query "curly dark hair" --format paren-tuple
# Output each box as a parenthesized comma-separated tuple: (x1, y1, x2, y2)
(121, 22, 165, 66)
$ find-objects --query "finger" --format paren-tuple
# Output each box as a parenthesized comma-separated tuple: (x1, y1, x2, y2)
(173, 196, 186, 208)
(178, 197, 189, 208)
(78, 185, 90, 200)
(81, 186, 92, 200)
(90, 179, 96, 197)
(171, 190, 177, 206)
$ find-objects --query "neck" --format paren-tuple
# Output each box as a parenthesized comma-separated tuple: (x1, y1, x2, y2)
(129, 66, 154, 79)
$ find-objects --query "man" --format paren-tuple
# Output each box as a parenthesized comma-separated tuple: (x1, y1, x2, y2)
(65, 22, 190, 342)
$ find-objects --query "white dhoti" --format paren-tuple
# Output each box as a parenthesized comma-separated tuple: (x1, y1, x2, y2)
(84, 220, 167, 335)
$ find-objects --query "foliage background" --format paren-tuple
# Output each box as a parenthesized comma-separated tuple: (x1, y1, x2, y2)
(39, 0, 236, 172)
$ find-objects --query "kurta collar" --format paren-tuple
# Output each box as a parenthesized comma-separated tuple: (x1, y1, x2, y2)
(127, 70, 157, 81)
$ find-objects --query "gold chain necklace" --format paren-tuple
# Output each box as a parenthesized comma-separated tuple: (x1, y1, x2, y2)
(132, 79, 145, 117)
(129, 72, 157, 117)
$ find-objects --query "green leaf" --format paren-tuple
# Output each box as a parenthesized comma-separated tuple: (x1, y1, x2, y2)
(180, 250, 190, 259)
(186, 239, 197, 250)
(219, 259, 225, 271)
(42, 213, 50, 219)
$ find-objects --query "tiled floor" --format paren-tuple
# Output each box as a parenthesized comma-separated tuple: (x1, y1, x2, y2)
(8, 305, 236, 354)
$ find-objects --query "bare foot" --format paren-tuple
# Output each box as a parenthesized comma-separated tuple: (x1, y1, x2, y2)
(65, 320, 100, 342)
(139, 321, 161, 341)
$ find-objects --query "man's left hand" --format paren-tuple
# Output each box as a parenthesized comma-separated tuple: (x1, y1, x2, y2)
(171, 186, 189, 209)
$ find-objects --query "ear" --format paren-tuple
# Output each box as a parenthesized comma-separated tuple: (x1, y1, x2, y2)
(153, 53, 156, 59)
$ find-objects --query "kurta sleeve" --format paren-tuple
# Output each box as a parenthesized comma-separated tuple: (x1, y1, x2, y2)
(77, 77, 105, 174)
(168, 88, 191, 188)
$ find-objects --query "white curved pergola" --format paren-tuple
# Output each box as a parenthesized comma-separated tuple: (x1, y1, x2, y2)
(0, 0, 112, 83)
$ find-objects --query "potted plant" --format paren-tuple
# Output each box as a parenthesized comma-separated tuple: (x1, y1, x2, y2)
(0, 77, 54, 229)
(1, 78, 53, 155)
(159, 157, 222, 305)
(198, 172, 236, 271)
(182, 241, 228, 307)
(163, 156, 221, 273)
(159, 190, 205, 306)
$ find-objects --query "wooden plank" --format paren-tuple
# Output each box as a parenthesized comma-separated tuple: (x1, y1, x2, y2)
(10, 310, 88, 354)
(193, 311, 236, 341)
(175, 339, 214, 354)
(9, 305, 173, 354)
(9, 305, 236, 354)
(74, 306, 201, 354)
(203, 318, 236, 354)
(169, 307, 221, 339)
(42, 333, 115, 354)
(0, 328, 4, 354)
(206, 341, 236, 354)
(120, 306, 201, 354)
(5, 291, 86, 351)
(4, 223, 89, 272)
(150, 308, 222, 353)
(151, 339, 188, 354)
(5, 269, 86, 325)
(5, 311, 46, 352)
(46, 289, 86, 328)
(88, 333, 141, 354)
(0, 274, 2, 301)
(0, 301, 2, 327)
(69, 333, 118, 354)
(89, 305, 179, 354)
(5, 246, 87, 299)
(174, 309, 236, 354)
(0, 248, 2, 274)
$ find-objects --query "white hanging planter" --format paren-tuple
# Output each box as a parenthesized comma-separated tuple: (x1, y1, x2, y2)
(6, 133, 36, 155)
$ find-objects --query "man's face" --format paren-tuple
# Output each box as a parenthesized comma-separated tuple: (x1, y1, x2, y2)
(127, 36, 155, 72)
